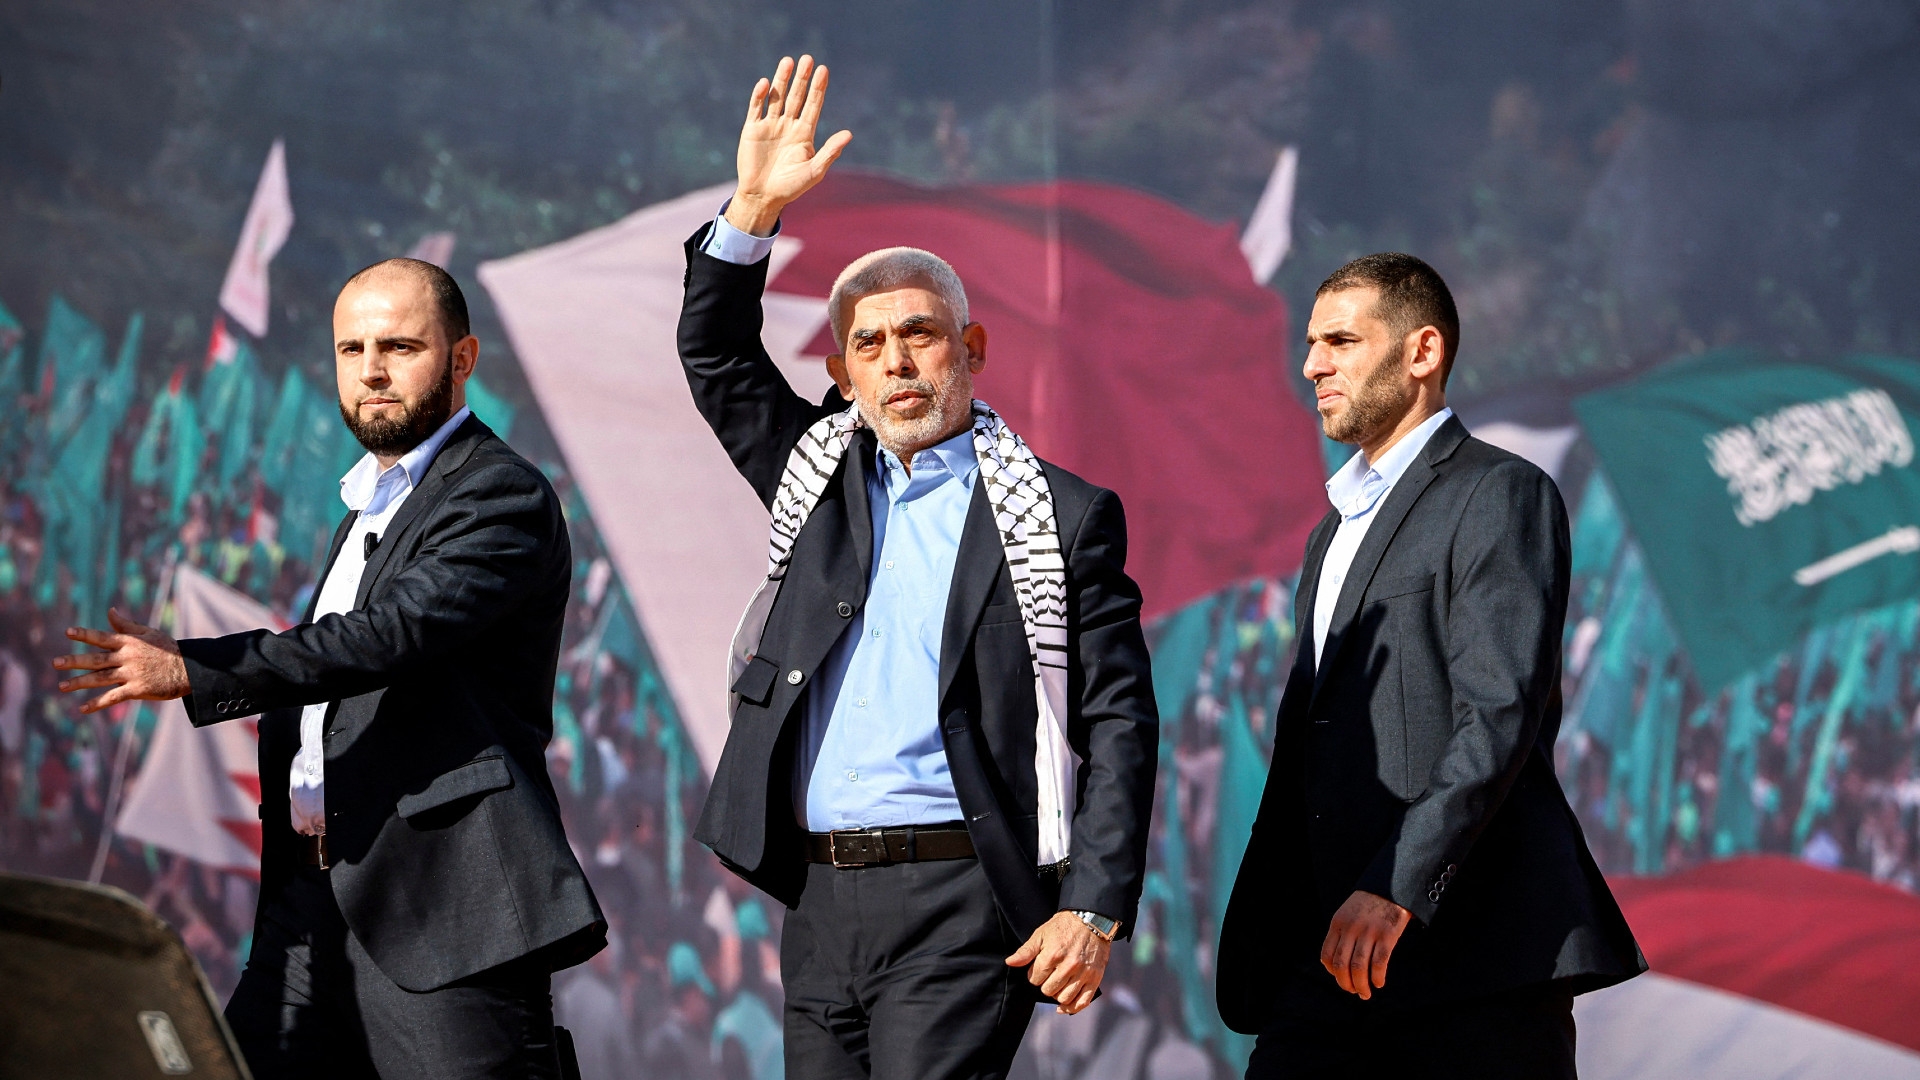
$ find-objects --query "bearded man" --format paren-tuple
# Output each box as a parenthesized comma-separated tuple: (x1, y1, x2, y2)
(1215, 254, 1645, 1079)
(55, 259, 604, 1078)
(678, 56, 1158, 1080)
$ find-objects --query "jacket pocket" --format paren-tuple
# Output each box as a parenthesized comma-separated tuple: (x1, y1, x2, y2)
(730, 655, 781, 707)
(978, 601, 1023, 626)
(397, 755, 513, 818)
(1366, 572, 1435, 604)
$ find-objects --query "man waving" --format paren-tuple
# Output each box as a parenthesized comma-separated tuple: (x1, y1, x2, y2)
(678, 56, 1159, 1080)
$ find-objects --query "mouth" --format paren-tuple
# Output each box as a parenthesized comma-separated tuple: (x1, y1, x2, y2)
(360, 397, 400, 410)
(885, 390, 929, 409)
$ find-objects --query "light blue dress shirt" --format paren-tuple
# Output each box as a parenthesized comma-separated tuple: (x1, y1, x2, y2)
(702, 203, 974, 830)
(795, 433, 976, 830)
(1312, 407, 1454, 668)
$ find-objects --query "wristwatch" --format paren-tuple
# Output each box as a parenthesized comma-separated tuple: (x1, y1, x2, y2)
(1070, 909, 1121, 941)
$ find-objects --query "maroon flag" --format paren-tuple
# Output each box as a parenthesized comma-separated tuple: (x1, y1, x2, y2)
(774, 174, 1327, 617)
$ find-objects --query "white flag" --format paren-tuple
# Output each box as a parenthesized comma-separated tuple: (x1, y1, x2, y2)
(1240, 145, 1298, 286)
(407, 231, 458, 267)
(115, 566, 286, 873)
(218, 139, 295, 339)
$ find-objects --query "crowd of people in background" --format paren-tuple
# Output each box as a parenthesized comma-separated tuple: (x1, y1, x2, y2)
(2, 294, 1916, 1080)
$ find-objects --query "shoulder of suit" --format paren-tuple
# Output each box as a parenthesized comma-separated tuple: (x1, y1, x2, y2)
(1034, 458, 1114, 514)
(1447, 434, 1562, 508)
(449, 430, 561, 500)
(1451, 432, 1550, 482)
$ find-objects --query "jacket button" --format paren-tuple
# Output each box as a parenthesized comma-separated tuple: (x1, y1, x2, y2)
(836, 602, 853, 618)
(1428, 889, 1442, 903)
(787, 670, 804, 685)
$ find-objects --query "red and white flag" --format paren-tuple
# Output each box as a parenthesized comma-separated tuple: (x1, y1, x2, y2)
(115, 566, 286, 875)
(217, 139, 295, 339)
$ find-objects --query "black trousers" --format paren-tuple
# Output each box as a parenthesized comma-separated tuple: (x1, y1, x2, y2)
(781, 857, 1035, 1080)
(225, 865, 560, 1080)
(1244, 977, 1577, 1080)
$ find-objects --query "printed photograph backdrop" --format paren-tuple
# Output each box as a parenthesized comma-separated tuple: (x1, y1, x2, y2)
(4, 2, 1920, 1077)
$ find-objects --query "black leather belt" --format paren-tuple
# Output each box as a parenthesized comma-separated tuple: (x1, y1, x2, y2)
(804, 825, 974, 868)
(300, 833, 331, 869)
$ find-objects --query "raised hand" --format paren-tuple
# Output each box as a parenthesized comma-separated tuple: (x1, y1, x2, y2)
(52, 607, 190, 714)
(726, 54, 852, 237)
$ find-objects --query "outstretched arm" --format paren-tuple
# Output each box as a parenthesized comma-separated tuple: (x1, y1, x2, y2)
(678, 55, 854, 505)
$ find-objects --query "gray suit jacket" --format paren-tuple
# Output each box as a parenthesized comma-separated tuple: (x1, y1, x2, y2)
(1217, 416, 1644, 1030)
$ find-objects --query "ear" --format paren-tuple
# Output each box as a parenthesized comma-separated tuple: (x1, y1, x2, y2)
(1406, 325, 1445, 382)
(451, 335, 479, 385)
(962, 322, 988, 374)
(825, 353, 855, 401)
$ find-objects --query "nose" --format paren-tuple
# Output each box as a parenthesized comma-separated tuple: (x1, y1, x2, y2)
(1303, 342, 1335, 382)
(882, 335, 917, 378)
(358, 348, 389, 387)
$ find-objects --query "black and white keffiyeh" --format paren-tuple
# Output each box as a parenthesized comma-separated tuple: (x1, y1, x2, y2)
(727, 400, 1075, 865)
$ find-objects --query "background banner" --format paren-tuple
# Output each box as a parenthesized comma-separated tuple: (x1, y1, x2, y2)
(1577, 352, 1920, 690)
(4, 2, 1919, 1077)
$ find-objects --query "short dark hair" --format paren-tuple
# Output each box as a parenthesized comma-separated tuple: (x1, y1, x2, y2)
(1317, 253, 1459, 382)
(342, 257, 471, 342)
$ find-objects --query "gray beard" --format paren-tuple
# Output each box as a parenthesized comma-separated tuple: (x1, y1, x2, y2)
(858, 368, 973, 458)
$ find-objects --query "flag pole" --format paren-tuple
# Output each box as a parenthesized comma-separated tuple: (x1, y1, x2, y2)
(87, 551, 179, 884)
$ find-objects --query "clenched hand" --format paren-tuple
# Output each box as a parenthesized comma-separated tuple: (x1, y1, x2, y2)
(1321, 890, 1412, 1000)
(1006, 911, 1110, 1015)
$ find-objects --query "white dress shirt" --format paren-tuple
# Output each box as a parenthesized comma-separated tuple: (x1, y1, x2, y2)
(1312, 408, 1455, 669)
(288, 406, 471, 836)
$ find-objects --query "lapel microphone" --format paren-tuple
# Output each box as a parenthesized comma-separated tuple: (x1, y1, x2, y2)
(363, 531, 381, 561)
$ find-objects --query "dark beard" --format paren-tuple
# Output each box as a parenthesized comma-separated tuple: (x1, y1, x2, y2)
(338, 360, 456, 456)
(1322, 348, 1413, 445)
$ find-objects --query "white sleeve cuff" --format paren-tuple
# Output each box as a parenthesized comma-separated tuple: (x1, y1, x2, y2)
(702, 204, 780, 266)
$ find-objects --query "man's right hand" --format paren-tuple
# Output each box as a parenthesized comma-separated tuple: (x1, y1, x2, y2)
(726, 54, 852, 238)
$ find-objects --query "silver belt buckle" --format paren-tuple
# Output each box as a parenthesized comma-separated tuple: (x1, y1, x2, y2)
(829, 827, 890, 868)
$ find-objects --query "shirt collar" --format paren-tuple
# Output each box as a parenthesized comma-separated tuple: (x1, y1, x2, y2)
(1325, 407, 1455, 521)
(340, 406, 473, 514)
(875, 428, 979, 489)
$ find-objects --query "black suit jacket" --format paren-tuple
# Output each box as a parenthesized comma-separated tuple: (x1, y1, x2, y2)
(1216, 417, 1644, 1031)
(677, 227, 1159, 944)
(177, 416, 605, 992)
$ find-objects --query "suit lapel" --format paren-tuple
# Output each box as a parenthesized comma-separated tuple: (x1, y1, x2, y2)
(1293, 511, 1339, 650)
(353, 415, 489, 610)
(939, 480, 1006, 704)
(1288, 510, 1339, 689)
(842, 430, 875, 582)
(1310, 416, 1469, 703)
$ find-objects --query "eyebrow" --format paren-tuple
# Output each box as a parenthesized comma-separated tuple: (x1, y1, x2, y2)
(336, 335, 431, 350)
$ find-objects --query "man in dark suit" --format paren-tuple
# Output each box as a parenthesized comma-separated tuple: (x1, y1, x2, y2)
(55, 259, 604, 1079)
(678, 57, 1158, 1079)
(1216, 254, 1645, 1078)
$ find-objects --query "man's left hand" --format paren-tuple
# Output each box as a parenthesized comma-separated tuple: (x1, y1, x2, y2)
(1320, 890, 1412, 1000)
(52, 607, 190, 714)
(1006, 911, 1110, 1015)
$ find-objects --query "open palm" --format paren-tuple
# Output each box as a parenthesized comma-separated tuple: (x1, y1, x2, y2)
(728, 55, 852, 235)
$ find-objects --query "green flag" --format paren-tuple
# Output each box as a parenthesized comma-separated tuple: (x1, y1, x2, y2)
(1575, 349, 1920, 689)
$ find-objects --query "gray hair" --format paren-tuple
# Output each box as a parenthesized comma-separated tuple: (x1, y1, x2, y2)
(827, 247, 970, 350)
